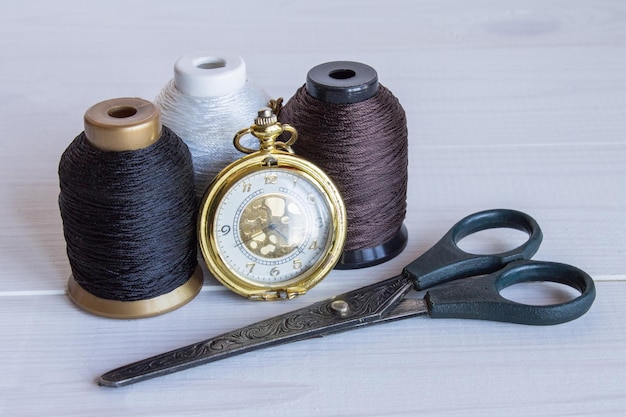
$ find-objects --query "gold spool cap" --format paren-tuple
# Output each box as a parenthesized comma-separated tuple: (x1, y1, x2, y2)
(84, 97, 161, 151)
(68, 97, 204, 319)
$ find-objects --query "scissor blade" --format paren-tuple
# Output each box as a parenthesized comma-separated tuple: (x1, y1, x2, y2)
(371, 298, 429, 323)
(99, 275, 414, 387)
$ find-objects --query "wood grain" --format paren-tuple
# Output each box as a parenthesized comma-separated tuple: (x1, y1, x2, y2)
(0, 0, 624, 415)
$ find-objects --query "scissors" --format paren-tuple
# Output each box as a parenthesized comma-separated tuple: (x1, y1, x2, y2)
(99, 209, 595, 387)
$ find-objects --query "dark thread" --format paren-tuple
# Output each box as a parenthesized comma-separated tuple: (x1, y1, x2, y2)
(58, 126, 198, 301)
(278, 85, 408, 252)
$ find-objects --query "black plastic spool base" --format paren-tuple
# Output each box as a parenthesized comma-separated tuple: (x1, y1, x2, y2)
(305, 61, 409, 269)
(335, 224, 409, 270)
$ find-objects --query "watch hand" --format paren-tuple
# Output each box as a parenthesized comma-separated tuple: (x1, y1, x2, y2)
(235, 225, 269, 248)
(267, 222, 289, 243)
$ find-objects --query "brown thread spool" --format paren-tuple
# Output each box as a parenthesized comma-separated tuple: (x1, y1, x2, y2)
(278, 61, 409, 269)
(59, 97, 203, 319)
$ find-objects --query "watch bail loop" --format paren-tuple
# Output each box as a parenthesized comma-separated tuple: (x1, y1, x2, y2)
(233, 107, 297, 155)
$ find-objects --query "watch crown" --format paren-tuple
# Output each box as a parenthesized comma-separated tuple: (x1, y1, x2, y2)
(254, 107, 277, 126)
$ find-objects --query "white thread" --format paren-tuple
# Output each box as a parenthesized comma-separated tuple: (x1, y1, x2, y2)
(155, 60, 270, 199)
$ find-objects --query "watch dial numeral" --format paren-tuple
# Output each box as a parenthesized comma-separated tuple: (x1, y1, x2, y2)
(242, 182, 252, 193)
(293, 259, 302, 269)
(220, 225, 231, 235)
(309, 240, 318, 250)
(270, 267, 280, 277)
(246, 263, 256, 273)
(264, 174, 278, 184)
(307, 194, 316, 204)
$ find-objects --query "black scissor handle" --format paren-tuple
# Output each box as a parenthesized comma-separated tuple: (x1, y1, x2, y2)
(424, 260, 596, 325)
(403, 209, 543, 290)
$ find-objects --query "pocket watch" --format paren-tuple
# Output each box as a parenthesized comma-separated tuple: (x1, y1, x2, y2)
(198, 108, 347, 300)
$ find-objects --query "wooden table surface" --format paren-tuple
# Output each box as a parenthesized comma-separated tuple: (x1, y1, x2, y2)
(1, 1, 625, 416)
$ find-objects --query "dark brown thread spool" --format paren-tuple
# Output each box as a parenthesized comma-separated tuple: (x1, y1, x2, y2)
(278, 61, 408, 269)
(58, 97, 203, 319)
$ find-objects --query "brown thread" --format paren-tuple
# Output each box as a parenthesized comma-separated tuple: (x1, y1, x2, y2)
(278, 84, 408, 253)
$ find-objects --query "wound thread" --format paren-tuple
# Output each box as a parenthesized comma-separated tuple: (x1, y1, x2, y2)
(278, 62, 409, 268)
(59, 114, 200, 309)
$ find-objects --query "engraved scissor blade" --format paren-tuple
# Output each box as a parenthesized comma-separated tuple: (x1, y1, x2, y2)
(372, 298, 429, 323)
(99, 275, 414, 387)
(99, 307, 323, 387)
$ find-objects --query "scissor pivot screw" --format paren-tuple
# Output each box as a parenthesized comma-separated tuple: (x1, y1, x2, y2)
(330, 300, 350, 317)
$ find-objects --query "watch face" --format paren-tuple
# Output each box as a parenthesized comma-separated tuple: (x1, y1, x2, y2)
(210, 166, 336, 288)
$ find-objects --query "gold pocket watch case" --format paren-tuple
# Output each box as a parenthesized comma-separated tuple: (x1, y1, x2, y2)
(198, 108, 347, 300)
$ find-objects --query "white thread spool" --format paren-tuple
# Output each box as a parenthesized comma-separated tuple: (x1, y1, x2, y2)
(155, 52, 271, 199)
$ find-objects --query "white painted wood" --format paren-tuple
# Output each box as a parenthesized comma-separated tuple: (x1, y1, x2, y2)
(1, 0, 624, 415)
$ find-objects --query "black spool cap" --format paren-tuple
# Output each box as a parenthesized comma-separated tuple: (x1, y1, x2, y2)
(306, 61, 379, 104)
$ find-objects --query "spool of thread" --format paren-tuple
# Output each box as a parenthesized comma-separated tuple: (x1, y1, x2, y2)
(278, 61, 409, 269)
(58, 97, 203, 319)
(155, 52, 271, 199)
